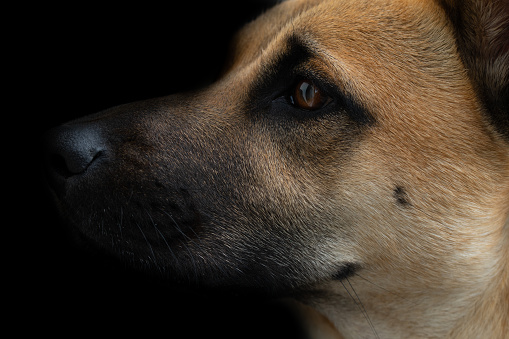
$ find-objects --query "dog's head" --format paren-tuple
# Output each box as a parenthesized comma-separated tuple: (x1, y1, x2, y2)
(45, 0, 508, 330)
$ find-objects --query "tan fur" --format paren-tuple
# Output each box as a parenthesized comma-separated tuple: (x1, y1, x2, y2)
(224, 0, 509, 337)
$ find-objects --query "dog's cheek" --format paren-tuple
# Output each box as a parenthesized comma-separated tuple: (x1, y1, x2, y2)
(230, 156, 361, 286)
(334, 129, 507, 291)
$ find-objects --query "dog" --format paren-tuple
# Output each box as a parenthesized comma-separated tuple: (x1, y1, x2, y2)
(44, 0, 508, 337)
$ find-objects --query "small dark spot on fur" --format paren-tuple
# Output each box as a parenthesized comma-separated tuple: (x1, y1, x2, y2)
(394, 186, 411, 207)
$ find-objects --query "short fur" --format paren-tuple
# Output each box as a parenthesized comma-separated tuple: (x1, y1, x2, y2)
(45, 0, 509, 337)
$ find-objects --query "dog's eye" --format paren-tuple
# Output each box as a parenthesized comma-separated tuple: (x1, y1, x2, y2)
(288, 80, 332, 110)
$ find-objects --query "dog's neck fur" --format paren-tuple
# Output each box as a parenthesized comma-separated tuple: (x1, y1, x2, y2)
(309, 259, 508, 338)
(447, 216, 509, 338)
(304, 216, 509, 338)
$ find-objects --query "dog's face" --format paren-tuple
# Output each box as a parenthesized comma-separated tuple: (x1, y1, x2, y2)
(46, 0, 508, 336)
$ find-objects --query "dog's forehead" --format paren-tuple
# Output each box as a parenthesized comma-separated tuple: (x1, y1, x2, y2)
(228, 0, 320, 67)
(229, 0, 458, 87)
(229, 0, 463, 118)
(230, 0, 444, 66)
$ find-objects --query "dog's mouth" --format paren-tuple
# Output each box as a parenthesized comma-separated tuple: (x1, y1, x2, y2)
(46, 171, 358, 294)
(42, 94, 361, 296)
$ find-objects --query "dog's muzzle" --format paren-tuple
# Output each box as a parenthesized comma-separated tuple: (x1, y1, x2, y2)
(40, 97, 343, 292)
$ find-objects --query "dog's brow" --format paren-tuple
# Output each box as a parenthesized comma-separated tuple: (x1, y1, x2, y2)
(251, 34, 373, 125)
(273, 34, 316, 68)
(257, 35, 314, 88)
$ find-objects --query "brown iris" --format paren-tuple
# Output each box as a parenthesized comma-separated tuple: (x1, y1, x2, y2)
(290, 80, 331, 110)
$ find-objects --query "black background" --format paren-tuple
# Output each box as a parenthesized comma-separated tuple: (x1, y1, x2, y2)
(22, 1, 310, 337)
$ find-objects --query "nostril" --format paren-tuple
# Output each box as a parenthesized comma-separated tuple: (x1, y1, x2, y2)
(54, 144, 104, 175)
(48, 153, 74, 179)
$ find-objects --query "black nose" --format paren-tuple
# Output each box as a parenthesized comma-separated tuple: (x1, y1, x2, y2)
(44, 124, 107, 190)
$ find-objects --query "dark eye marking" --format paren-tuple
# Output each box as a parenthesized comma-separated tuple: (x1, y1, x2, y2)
(247, 34, 374, 125)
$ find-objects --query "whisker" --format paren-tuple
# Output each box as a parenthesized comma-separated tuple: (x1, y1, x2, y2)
(186, 242, 200, 285)
(126, 187, 134, 205)
(159, 210, 191, 240)
(145, 209, 178, 262)
(157, 210, 201, 284)
(118, 206, 123, 239)
(341, 278, 380, 339)
(356, 273, 414, 304)
(135, 222, 161, 273)
(159, 209, 207, 251)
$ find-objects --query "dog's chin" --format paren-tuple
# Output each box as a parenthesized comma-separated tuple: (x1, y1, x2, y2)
(49, 175, 359, 298)
(63, 216, 356, 299)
